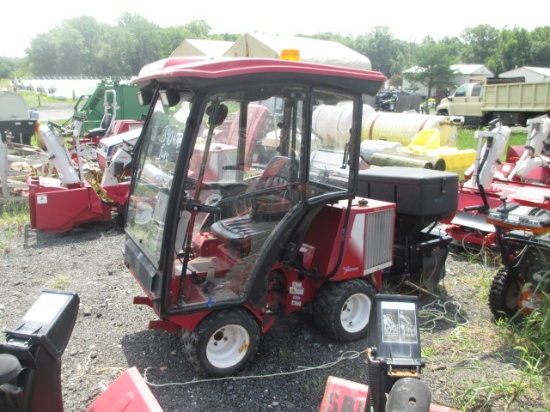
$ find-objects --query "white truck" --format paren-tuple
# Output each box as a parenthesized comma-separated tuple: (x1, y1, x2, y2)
(436, 77, 550, 126)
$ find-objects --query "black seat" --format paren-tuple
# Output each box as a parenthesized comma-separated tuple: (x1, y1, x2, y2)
(211, 156, 293, 256)
(87, 113, 112, 137)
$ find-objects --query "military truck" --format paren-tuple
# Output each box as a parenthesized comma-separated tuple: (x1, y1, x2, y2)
(436, 77, 550, 126)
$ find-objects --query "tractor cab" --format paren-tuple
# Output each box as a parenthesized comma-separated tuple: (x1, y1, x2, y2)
(124, 57, 386, 375)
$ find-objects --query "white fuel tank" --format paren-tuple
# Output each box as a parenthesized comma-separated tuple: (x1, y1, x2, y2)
(312, 104, 460, 148)
(362, 112, 460, 147)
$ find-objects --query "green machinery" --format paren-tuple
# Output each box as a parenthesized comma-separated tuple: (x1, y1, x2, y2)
(67, 78, 150, 136)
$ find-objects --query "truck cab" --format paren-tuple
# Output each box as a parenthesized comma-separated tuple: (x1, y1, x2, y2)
(436, 82, 483, 125)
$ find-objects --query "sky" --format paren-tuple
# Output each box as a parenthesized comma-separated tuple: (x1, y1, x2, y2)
(1, 0, 548, 58)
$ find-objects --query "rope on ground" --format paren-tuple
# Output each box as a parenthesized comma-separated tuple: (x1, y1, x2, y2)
(419, 299, 469, 331)
(143, 349, 365, 388)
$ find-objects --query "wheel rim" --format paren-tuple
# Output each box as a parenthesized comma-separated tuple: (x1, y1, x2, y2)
(206, 324, 250, 369)
(341, 293, 371, 333)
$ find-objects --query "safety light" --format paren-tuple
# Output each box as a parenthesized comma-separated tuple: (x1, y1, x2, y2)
(280, 49, 300, 62)
(159, 89, 181, 107)
(365, 294, 428, 411)
(137, 90, 153, 106)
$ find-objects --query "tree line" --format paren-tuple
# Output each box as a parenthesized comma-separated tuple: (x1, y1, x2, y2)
(1, 12, 549, 92)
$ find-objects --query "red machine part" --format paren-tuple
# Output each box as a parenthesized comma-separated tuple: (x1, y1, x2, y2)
(446, 181, 550, 248)
(86, 367, 162, 412)
(27, 176, 115, 233)
(320, 376, 461, 412)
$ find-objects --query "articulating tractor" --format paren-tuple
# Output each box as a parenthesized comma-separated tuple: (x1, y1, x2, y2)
(123, 54, 458, 388)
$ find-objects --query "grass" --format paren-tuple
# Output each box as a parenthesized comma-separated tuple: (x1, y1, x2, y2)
(18, 90, 72, 109)
(304, 375, 325, 394)
(47, 275, 70, 290)
(430, 253, 550, 411)
(0, 199, 29, 256)
(456, 127, 527, 156)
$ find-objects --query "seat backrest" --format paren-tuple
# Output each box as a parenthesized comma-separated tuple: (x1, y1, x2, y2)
(256, 156, 290, 190)
(100, 113, 112, 130)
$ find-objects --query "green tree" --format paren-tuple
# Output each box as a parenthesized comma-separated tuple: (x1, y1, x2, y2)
(62, 16, 109, 75)
(181, 19, 212, 38)
(27, 31, 60, 75)
(27, 16, 112, 76)
(459, 25, 500, 69)
(404, 37, 458, 99)
(0, 57, 15, 79)
(494, 27, 531, 73)
(116, 12, 166, 75)
(303, 32, 356, 49)
(354, 27, 412, 77)
(529, 26, 550, 68)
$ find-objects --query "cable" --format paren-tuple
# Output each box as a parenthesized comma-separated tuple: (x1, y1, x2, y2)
(143, 350, 365, 388)
(418, 299, 469, 331)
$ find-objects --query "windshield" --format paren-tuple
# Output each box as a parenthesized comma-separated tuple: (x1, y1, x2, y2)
(125, 96, 190, 264)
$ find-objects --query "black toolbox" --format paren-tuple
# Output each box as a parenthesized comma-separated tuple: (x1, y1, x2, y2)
(357, 167, 458, 222)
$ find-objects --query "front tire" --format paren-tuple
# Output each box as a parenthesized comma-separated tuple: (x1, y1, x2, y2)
(313, 279, 376, 342)
(182, 309, 260, 377)
(489, 268, 522, 321)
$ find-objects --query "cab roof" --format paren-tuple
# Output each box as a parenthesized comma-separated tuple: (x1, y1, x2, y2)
(135, 57, 386, 96)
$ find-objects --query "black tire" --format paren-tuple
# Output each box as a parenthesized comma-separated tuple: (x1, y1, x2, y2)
(313, 278, 376, 342)
(181, 309, 260, 377)
(489, 268, 522, 321)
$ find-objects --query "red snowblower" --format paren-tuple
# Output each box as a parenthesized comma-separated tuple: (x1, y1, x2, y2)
(27, 122, 138, 232)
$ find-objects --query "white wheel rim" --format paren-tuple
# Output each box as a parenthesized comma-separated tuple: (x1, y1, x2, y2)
(206, 324, 250, 368)
(341, 293, 371, 333)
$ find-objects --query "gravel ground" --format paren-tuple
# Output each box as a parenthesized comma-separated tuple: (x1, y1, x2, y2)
(0, 218, 548, 412)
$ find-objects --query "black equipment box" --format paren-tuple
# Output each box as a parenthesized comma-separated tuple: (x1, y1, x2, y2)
(357, 167, 458, 221)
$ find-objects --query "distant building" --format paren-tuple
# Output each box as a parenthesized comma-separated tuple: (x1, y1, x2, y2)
(498, 66, 550, 82)
(170, 39, 234, 58)
(402, 64, 494, 98)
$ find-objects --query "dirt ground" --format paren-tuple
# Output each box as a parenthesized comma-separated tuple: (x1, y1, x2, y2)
(0, 218, 548, 411)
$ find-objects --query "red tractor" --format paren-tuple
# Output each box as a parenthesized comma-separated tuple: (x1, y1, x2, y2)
(124, 56, 457, 377)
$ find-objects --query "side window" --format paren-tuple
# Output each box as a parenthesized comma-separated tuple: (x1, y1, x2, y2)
(307, 89, 357, 200)
(454, 85, 468, 98)
(471, 84, 482, 97)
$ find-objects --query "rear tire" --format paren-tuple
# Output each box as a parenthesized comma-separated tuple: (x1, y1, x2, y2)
(313, 279, 376, 342)
(489, 268, 522, 321)
(181, 309, 260, 377)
